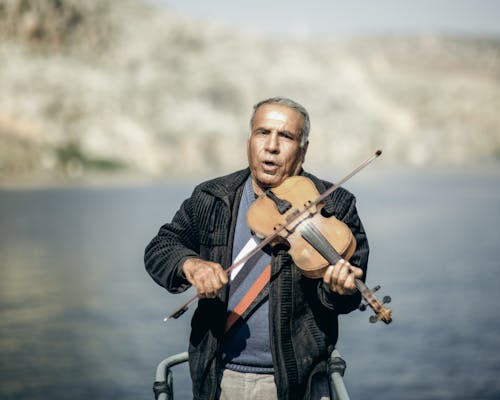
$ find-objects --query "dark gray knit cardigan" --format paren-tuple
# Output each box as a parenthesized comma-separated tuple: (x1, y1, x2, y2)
(145, 168, 369, 400)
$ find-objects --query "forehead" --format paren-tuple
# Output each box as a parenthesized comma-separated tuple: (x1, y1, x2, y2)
(253, 104, 304, 131)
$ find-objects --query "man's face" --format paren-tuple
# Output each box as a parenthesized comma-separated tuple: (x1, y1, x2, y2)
(247, 103, 308, 194)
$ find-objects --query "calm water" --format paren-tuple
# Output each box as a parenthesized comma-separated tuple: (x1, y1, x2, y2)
(1, 166, 500, 400)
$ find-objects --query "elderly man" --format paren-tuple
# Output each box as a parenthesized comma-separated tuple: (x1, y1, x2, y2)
(145, 97, 368, 400)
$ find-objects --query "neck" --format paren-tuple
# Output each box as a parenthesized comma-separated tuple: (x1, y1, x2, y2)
(250, 169, 304, 197)
(251, 179, 266, 197)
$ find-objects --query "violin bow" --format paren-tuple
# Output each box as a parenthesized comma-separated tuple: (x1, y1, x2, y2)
(163, 150, 383, 322)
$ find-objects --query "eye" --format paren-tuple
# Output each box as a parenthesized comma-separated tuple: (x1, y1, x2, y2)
(279, 131, 295, 140)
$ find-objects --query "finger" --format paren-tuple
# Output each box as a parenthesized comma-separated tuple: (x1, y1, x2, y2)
(216, 266, 229, 285)
(200, 278, 217, 298)
(182, 259, 202, 285)
(202, 263, 228, 298)
(183, 267, 196, 285)
(331, 260, 341, 285)
(349, 265, 363, 279)
(331, 260, 348, 294)
(343, 273, 357, 294)
(336, 261, 350, 289)
(323, 265, 334, 285)
(207, 267, 224, 296)
(192, 271, 207, 296)
(189, 268, 211, 297)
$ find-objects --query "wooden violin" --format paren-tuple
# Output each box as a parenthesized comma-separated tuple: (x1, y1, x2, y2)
(247, 176, 392, 324)
(163, 150, 392, 324)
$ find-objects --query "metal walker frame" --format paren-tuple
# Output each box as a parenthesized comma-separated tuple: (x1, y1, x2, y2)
(153, 349, 350, 400)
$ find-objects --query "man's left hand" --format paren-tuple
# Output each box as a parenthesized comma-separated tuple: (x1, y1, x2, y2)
(323, 259, 363, 295)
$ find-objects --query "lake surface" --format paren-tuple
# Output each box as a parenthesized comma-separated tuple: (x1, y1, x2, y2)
(1, 165, 500, 400)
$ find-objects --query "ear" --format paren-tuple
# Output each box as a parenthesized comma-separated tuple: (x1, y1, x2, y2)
(301, 141, 309, 162)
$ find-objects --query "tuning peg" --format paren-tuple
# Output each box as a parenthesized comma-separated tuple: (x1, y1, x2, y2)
(382, 295, 391, 304)
(369, 315, 378, 323)
(358, 286, 384, 312)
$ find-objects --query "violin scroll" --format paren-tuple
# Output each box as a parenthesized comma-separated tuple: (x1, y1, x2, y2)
(358, 284, 392, 324)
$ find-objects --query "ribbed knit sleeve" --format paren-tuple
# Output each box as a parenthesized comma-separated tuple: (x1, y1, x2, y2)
(144, 189, 202, 293)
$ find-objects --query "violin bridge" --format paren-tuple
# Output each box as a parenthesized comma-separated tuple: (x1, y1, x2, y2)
(303, 200, 318, 215)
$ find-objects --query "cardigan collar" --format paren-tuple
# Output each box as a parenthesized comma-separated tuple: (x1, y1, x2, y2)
(200, 167, 339, 216)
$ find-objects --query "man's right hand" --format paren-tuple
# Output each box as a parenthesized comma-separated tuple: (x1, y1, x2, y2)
(182, 258, 228, 298)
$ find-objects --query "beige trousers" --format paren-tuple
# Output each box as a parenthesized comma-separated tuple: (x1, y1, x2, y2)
(219, 368, 330, 400)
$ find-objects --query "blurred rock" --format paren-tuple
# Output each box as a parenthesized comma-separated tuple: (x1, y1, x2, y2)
(1, 0, 499, 183)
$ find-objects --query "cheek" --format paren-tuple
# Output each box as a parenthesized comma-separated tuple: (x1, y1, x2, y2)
(247, 140, 256, 161)
(284, 147, 303, 169)
(248, 140, 265, 162)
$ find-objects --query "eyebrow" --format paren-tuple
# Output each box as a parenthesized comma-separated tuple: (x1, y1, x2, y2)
(254, 127, 299, 138)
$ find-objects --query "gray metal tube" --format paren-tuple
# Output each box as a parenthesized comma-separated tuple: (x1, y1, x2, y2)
(327, 349, 350, 400)
(154, 352, 189, 400)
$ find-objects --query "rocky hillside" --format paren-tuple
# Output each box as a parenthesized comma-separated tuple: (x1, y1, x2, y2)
(1, 0, 499, 182)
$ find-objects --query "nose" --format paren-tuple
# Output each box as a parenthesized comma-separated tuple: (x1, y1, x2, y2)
(264, 131, 280, 153)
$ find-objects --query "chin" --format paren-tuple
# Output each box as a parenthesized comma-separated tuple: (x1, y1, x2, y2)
(260, 176, 281, 189)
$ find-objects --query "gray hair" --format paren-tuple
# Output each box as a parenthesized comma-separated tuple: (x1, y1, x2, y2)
(250, 97, 310, 147)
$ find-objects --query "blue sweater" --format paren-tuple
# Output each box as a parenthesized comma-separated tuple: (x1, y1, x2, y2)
(222, 177, 274, 373)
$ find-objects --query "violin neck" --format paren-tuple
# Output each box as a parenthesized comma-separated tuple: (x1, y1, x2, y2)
(300, 222, 344, 266)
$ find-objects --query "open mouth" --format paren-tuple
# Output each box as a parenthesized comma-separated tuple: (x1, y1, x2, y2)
(262, 160, 279, 170)
(264, 160, 276, 166)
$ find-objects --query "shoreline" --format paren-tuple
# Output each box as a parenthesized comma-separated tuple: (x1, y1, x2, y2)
(1, 161, 500, 191)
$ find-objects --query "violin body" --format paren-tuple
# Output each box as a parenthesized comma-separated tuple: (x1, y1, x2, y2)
(247, 176, 356, 278)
